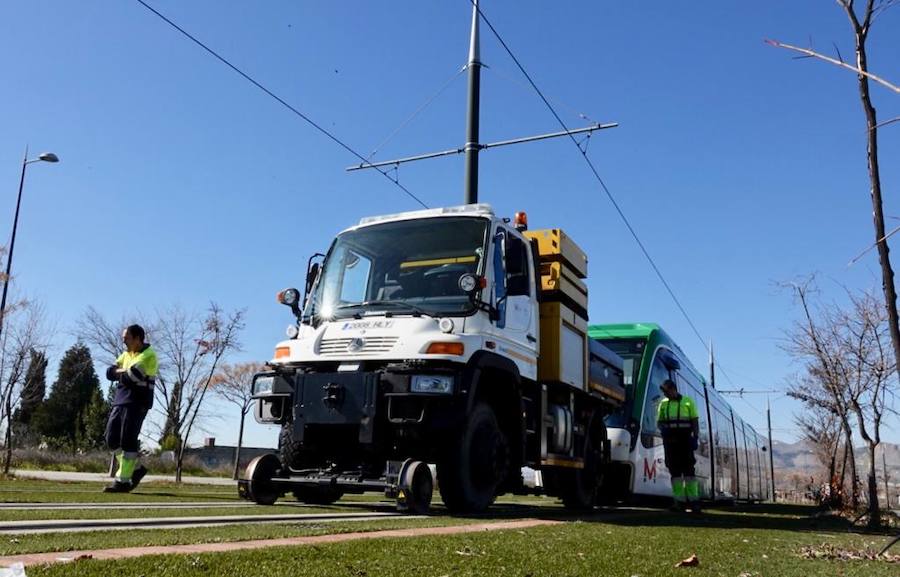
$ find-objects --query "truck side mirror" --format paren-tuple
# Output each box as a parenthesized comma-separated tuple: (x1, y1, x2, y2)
(305, 262, 320, 300)
(304, 253, 325, 307)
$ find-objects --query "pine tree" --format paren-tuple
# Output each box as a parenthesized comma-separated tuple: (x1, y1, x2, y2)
(33, 344, 103, 449)
(11, 349, 47, 436)
(81, 388, 110, 450)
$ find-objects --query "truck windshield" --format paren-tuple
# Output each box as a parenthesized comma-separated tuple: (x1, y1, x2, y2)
(597, 337, 647, 428)
(307, 216, 489, 323)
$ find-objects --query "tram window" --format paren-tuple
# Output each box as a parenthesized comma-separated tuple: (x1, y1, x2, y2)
(640, 355, 670, 448)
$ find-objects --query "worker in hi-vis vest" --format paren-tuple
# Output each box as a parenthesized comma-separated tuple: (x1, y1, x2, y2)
(657, 378, 701, 513)
(104, 324, 158, 493)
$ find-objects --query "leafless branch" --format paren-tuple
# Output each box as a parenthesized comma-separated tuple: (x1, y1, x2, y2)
(765, 39, 900, 94)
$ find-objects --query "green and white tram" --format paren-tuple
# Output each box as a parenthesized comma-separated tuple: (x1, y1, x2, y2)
(590, 323, 771, 503)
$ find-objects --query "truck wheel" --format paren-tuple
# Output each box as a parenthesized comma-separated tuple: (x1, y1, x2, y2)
(397, 460, 433, 515)
(292, 486, 343, 505)
(278, 422, 302, 470)
(438, 402, 508, 513)
(560, 418, 606, 510)
(244, 453, 282, 506)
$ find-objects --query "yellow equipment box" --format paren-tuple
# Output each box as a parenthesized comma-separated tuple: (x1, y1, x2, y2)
(539, 261, 588, 315)
(537, 301, 587, 390)
(524, 228, 588, 279)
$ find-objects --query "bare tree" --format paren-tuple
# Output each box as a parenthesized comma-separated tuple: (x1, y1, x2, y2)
(833, 291, 896, 525)
(210, 362, 265, 479)
(769, 0, 900, 375)
(0, 301, 49, 474)
(783, 281, 897, 525)
(170, 305, 244, 482)
(782, 280, 860, 509)
(795, 405, 844, 507)
(76, 307, 147, 366)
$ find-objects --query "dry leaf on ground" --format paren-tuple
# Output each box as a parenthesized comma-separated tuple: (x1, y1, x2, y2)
(675, 554, 700, 567)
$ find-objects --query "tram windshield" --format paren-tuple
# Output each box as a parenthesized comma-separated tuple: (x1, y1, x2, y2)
(597, 337, 646, 428)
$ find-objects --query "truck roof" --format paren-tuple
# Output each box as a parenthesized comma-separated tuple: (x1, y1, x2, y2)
(346, 203, 496, 233)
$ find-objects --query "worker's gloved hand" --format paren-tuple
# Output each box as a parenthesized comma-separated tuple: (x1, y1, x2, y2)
(691, 436, 699, 451)
(106, 365, 120, 381)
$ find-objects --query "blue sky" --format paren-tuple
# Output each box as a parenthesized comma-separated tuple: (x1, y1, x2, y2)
(1, 1, 898, 449)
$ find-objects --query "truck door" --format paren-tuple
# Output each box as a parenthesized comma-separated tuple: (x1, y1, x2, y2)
(487, 226, 538, 380)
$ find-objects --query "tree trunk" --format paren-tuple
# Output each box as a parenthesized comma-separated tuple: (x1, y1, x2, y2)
(883, 448, 892, 511)
(839, 441, 848, 502)
(2, 394, 12, 475)
(232, 411, 246, 481)
(175, 438, 184, 483)
(866, 443, 880, 527)
(854, 30, 900, 377)
(843, 421, 859, 510)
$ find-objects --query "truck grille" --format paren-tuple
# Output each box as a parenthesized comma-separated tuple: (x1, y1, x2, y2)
(318, 336, 399, 356)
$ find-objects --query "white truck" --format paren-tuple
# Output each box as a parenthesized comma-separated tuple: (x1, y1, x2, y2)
(239, 203, 625, 513)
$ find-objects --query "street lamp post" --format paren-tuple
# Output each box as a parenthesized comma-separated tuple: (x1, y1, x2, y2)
(0, 148, 59, 342)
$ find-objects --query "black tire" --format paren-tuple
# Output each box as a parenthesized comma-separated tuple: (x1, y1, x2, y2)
(278, 422, 303, 470)
(292, 486, 344, 505)
(560, 417, 606, 510)
(438, 402, 509, 513)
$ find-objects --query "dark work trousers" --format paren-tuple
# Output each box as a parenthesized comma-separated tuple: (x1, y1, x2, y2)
(663, 434, 696, 478)
(105, 405, 148, 453)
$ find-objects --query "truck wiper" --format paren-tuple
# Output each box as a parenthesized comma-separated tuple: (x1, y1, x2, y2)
(335, 300, 431, 317)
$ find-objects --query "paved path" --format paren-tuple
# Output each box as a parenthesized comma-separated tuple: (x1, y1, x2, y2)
(0, 518, 560, 567)
(10, 469, 235, 486)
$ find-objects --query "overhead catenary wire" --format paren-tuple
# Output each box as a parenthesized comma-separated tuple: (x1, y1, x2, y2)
(484, 65, 596, 125)
(133, 0, 428, 209)
(364, 66, 467, 163)
(467, 1, 709, 356)
(469, 1, 755, 393)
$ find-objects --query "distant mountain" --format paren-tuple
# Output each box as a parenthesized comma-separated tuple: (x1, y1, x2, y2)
(771, 438, 900, 489)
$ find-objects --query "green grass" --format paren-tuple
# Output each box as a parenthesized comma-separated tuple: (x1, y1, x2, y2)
(25, 505, 899, 577)
(0, 478, 238, 503)
(0, 517, 478, 556)
(4, 478, 896, 576)
(0, 504, 368, 522)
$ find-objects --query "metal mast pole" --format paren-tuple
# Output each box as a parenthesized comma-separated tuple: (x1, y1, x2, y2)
(0, 147, 29, 340)
(709, 340, 715, 389)
(767, 398, 776, 502)
(463, 0, 481, 204)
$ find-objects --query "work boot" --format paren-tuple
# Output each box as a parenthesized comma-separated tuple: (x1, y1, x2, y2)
(668, 502, 685, 512)
(103, 480, 133, 493)
(131, 465, 148, 490)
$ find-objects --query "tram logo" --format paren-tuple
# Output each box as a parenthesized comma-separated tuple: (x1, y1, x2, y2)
(643, 458, 657, 481)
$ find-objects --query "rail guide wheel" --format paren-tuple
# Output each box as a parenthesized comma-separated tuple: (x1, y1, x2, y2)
(241, 453, 282, 506)
(396, 460, 433, 515)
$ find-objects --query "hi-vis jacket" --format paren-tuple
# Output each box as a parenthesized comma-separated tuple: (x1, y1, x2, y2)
(113, 344, 158, 409)
(657, 394, 699, 438)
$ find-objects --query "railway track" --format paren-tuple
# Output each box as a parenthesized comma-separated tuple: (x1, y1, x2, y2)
(0, 510, 416, 534)
(0, 502, 255, 511)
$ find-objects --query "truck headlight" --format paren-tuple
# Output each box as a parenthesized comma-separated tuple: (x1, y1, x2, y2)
(252, 375, 275, 396)
(411, 375, 454, 394)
